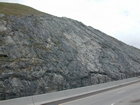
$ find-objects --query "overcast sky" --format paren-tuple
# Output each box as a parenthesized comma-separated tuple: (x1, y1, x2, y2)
(1, 0, 140, 49)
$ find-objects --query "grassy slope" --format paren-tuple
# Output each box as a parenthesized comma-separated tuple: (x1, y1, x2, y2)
(0, 2, 45, 16)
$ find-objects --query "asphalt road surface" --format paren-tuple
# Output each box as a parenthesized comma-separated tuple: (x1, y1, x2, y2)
(43, 81, 140, 105)
(114, 91, 140, 105)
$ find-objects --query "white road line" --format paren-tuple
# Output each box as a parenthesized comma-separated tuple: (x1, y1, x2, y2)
(117, 90, 125, 94)
(111, 103, 115, 105)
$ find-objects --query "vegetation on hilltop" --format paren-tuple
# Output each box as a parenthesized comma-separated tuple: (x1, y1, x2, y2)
(0, 2, 45, 16)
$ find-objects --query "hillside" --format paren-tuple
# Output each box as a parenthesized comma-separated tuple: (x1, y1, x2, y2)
(0, 3, 140, 100)
(0, 2, 45, 16)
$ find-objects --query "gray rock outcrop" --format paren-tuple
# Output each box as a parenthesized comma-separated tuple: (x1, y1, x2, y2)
(0, 3, 140, 100)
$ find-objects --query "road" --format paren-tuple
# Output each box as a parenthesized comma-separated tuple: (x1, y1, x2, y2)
(43, 81, 140, 105)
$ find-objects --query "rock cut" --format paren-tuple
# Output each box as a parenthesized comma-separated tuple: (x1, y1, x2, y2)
(0, 2, 140, 100)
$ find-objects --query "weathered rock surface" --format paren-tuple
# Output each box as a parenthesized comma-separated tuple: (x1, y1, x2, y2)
(0, 3, 140, 100)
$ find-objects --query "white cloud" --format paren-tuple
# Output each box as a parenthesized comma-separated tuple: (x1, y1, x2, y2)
(0, 0, 140, 49)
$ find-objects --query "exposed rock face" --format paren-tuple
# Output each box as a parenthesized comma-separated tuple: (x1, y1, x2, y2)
(0, 4, 140, 100)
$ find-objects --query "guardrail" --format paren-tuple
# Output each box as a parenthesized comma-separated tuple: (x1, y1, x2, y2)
(0, 77, 140, 105)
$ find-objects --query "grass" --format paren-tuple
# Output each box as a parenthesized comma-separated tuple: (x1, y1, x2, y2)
(0, 2, 46, 17)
